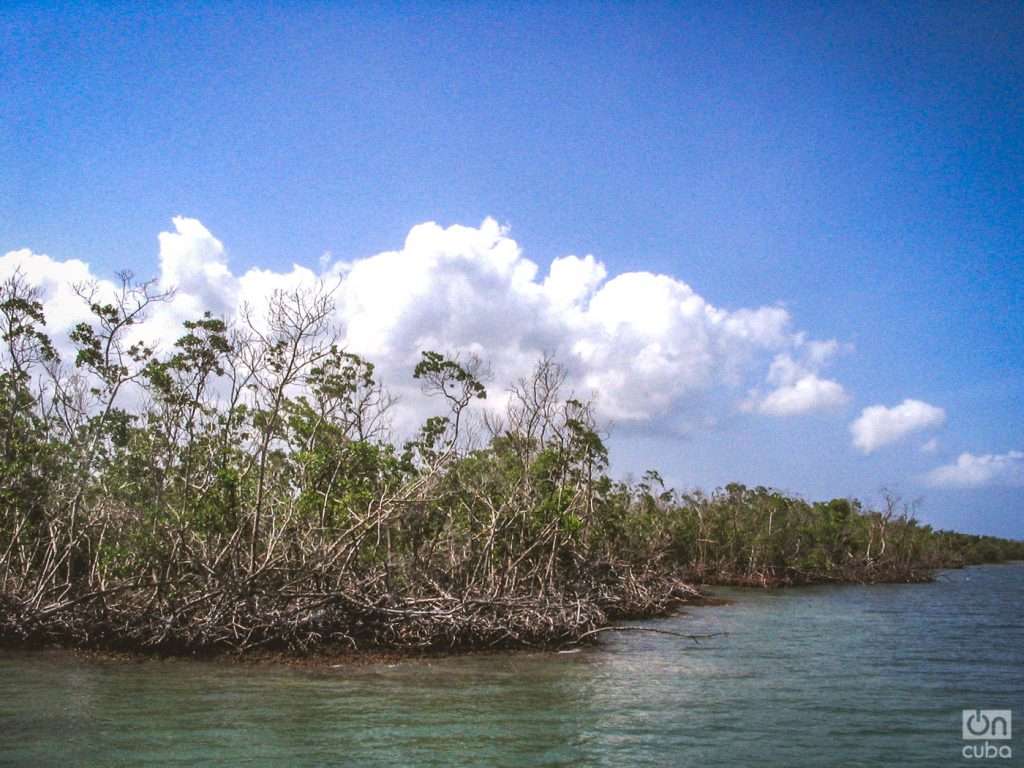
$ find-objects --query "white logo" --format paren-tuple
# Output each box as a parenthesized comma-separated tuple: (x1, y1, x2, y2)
(962, 710, 1013, 761)
(964, 710, 1012, 740)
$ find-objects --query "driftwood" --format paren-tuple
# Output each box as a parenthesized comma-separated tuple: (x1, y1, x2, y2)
(572, 626, 726, 643)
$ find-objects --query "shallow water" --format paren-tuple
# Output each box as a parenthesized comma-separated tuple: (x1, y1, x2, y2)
(2, 564, 1021, 766)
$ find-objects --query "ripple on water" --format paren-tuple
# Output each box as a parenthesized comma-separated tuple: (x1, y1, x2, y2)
(1, 564, 1021, 767)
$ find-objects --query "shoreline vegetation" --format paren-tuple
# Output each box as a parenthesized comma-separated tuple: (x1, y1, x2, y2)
(2, 274, 1022, 660)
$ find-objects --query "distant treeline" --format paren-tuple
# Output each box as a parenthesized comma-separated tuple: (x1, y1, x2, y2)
(1, 273, 1021, 655)
(610, 480, 1024, 586)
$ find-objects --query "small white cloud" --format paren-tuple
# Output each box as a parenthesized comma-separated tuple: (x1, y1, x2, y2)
(920, 437, 940, 454)
(743, 340, 849, 417)
(850, 399, 946, 454)
(757, 373, 849, 416)
(924, 450, 1024, 488)
(803, 338, 842, 367)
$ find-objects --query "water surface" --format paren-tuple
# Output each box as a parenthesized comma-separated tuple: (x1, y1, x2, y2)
(2, 564, 1021, 766)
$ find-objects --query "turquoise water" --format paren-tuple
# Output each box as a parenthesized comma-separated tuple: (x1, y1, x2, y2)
(2, 564, 1021, 766)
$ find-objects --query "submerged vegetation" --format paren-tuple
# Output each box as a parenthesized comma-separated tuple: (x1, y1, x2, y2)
(1, 272, 1022, 656)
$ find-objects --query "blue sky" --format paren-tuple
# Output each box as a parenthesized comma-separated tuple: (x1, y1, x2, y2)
(2, 2, 1022, 536)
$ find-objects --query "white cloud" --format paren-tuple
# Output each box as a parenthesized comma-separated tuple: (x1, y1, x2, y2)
(920, 437, 940, 454)
(542, 253, 606, 308)
(742, 339, 849, 416)
(924, 451, 1024, 489)
(2, 216, 846, 432)
(849, 399, 946, 454)
(757, 374, 849, 416)
(0, 248, 110, 332)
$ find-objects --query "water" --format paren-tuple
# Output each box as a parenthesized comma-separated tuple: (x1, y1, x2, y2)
(2, 564, 1021, 767)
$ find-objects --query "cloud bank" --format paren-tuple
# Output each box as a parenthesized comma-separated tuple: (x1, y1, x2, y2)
(4, 216, 842, 433)
(924, 451, 1024, 489)
(849, 399, 946, 454)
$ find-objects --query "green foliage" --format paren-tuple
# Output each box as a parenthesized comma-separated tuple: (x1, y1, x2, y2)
(414, 351, 487, 401)
(1, 276, 1022, 656)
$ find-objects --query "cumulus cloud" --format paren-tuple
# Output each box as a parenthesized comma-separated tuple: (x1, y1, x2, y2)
(0, 249, 108, 331)
(924, 451, 1024, 489)
(849, 399, 946, 454)
(742, 338, 849, 416)
(757, 375, 848, 417)
(2, 216, 845, 432)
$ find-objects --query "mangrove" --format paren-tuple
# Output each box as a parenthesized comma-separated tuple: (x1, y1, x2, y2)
(1, 272, 1021, 657)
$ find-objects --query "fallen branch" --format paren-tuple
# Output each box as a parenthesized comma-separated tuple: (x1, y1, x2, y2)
(571, 625, 727, 643)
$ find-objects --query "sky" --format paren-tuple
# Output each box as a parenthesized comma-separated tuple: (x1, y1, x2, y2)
(1, 1, 1022, 536)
